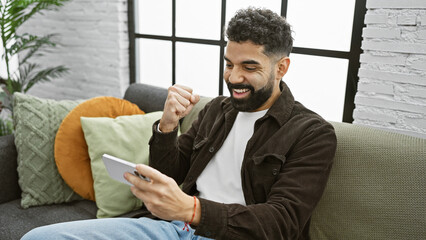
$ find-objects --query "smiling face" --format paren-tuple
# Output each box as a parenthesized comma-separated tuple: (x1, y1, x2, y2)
(224, 40, 290, 112)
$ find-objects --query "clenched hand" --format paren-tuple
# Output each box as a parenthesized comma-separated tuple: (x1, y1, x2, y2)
(159, 84, 200, 133)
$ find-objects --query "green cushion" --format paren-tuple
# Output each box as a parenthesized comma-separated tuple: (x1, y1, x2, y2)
(80, 112, 163, 218)
(13, 92, 83, 208)
(310, 122, 426, 240)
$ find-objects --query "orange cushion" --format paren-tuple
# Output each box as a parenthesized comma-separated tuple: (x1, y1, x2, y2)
(54, 97, 144, 201)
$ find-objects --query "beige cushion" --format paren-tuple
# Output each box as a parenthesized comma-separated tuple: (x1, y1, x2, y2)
(80, 112, 163, 218)
(310, 122, 426, 240)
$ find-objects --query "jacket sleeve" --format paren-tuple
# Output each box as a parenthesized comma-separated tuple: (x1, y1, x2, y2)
(194, 121, 337, 240)
(148, 100, 213, 185)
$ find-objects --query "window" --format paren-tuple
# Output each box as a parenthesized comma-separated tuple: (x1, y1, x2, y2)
(128, 0, 366, 122)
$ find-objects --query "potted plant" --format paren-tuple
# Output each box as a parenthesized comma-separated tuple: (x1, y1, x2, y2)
(0, 0, 69, 135)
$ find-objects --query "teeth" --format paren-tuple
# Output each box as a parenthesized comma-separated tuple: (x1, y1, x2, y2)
(234, 89, 249, 93)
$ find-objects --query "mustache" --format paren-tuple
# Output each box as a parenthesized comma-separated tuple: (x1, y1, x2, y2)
(227, 83, 255, 92)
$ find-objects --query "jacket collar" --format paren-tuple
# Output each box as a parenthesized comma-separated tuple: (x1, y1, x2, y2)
(266, 81, 295, 126)
(220, 81, 295, 126)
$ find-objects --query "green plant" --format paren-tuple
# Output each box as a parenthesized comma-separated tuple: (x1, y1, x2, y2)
(0, 0, 69, 112)
(0, 117, 12, 135)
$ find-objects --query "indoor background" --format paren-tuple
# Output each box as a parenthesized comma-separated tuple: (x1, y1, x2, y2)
(2, 0, 425, 139)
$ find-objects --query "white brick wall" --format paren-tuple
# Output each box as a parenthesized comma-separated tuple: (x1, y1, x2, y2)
(354, 0, 426, 139)
(18, 0, 129, 100)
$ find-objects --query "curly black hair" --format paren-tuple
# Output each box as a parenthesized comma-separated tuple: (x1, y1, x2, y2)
(226, 7, 293, 57)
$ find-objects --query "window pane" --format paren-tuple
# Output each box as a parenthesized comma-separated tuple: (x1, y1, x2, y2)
(285, 54, 348, 122)
(222, 81, 230, 97)
(176, 0, 222, 40)
(226, 0, 282, 28)
(137, 39, 172, 88)
(221, 47, 230, 97)
(287, 0, 355, 51)
(136, 0, 172, 36)
(176, 42, 220, 97)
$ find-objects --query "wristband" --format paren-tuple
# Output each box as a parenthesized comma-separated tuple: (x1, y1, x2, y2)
(183, 196, 197, 232)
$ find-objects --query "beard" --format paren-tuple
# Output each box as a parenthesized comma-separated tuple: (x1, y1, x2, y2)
(227, 73, 275, 112)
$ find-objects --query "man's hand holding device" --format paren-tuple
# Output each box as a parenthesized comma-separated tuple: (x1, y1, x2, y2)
(102, 154, 150, 185)
(124, 160, 201, 226)
(102, 153, 201, 225)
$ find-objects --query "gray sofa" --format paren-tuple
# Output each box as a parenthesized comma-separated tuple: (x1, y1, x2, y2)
(0, 83, 425, 240)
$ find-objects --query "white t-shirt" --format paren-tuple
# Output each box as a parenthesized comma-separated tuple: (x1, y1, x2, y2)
(196, 109, 268, 205)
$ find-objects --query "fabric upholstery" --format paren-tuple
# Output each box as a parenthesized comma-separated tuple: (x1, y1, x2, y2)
(13, 93, 83, 208)
(80, 112, 163, 218)
(0, 199, 97, 240)
(54, 97, 144, 201)
(310, 122, 426, 240)
(0, 134, 20, 204)
(123, 83, 168, 113)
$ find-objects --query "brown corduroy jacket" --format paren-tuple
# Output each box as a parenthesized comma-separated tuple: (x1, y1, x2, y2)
(149, 81, 337, 240)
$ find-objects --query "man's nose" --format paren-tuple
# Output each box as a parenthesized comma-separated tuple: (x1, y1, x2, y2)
(228, 68, 244, 84)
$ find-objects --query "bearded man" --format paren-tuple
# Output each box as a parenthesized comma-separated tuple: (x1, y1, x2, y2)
(22, 7, 336, 240)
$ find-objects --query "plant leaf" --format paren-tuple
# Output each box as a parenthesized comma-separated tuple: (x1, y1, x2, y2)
(12, 33, 57, 65)
(2, 0, 69, 96)
(1, 0, 68, 40)
(10, 33, 56, 54)
(0, 118, 13, 136)
(6, 62, 38, 94)
(17, 62, 38, 87)
(22, 65, 68, 93)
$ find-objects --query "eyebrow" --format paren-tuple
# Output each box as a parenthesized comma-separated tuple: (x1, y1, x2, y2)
(224, 56, 260, 65)
(242, 60, 260, 65)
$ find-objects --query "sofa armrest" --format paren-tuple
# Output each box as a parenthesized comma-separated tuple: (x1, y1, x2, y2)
(310, 122, 426, 239)
(0, 134, 21, 204)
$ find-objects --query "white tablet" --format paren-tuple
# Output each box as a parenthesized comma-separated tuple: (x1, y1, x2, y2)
(102, 154, 150, 185)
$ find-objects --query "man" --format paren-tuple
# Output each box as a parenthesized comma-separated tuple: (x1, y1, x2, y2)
(22, 7, 336, 240)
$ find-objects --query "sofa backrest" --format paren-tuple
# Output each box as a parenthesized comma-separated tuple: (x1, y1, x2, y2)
(310, 122, 426, 240)
(124, 83, 168, 113)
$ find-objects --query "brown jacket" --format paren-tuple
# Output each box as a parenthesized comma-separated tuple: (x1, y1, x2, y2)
(149, 81, 337, 239)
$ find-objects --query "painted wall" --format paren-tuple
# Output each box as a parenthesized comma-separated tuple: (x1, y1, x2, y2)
(354, 0, 426, 139)
(18, 0, 129, 100)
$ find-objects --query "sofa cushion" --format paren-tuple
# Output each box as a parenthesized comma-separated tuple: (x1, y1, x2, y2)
(310, 122, 426, 240)
(80, 112, 163, 218)
(13, 93, 83, 208)
(54, 97, 144, 201)
(0, 199, 97, 240)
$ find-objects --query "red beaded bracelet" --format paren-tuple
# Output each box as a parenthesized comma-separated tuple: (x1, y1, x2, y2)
(183, 196, 197, 232)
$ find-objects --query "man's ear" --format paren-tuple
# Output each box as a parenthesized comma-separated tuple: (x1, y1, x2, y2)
(276, 57, 290, 79)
